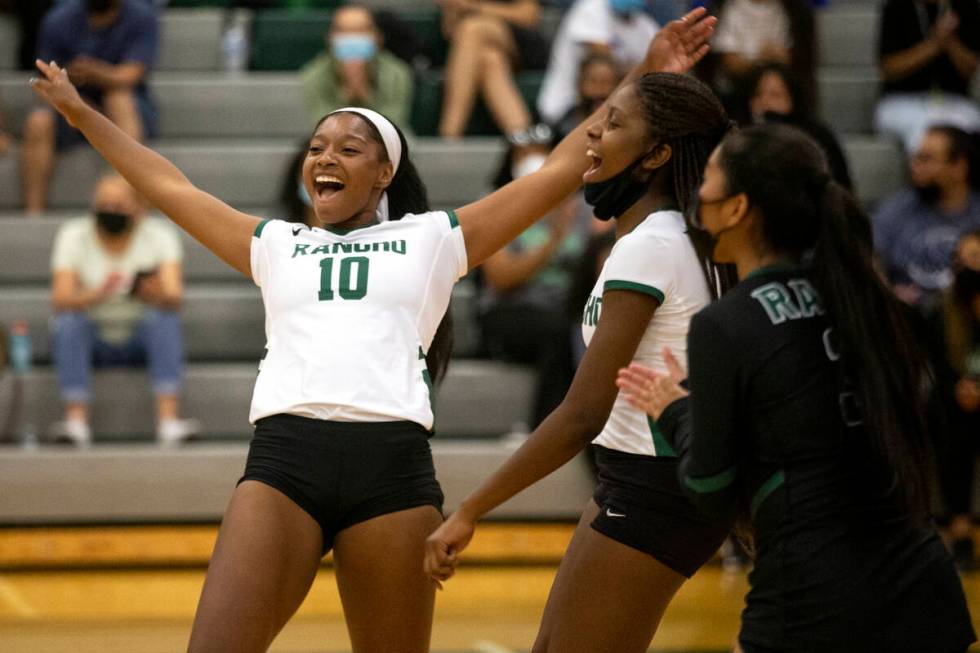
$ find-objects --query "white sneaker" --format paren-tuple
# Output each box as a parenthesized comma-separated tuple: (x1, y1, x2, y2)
(49, 419, 92, 447)
(156, 418, 202, 447)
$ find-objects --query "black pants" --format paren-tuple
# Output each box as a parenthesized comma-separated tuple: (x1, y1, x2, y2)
(9, 0, 53, 71)
(939, 406, 980, 517)
(480, 303, 575, 429)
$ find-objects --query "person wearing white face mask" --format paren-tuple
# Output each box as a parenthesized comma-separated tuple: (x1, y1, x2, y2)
(299, 5, 413, 129)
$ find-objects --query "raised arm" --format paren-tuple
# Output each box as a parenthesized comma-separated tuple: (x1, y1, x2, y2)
(454, 7, 717, 269)
(30, 60, 260, 277)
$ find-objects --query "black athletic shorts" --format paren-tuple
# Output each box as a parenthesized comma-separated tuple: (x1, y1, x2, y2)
(590, 445, 732, 577)
(239, 413, 444, 554)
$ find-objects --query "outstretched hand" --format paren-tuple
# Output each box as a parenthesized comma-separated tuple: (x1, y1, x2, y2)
(616, 348, 689, 420)
(424, 509, 477, 589)
(645, 7, 717, 75)
(29, 59, 87, 127)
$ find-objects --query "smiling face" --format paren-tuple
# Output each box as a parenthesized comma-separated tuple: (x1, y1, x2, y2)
(302, 113, 394, 228)
(583, 84, 658, 185)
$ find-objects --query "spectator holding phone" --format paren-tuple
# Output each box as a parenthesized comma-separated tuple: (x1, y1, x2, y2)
(49, 174, 198, 446)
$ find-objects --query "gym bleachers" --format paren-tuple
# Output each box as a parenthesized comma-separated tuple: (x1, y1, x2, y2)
(0, 0, 931, 522)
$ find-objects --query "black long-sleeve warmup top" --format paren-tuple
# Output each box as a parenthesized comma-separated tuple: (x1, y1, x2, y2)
(658, 265, 975, 653)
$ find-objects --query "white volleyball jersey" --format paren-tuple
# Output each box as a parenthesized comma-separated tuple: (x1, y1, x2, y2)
(581, 210, 710, 456)
(248, 211, 467, 428)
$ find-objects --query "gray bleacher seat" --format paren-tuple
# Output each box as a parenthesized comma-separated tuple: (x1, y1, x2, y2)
(818, 68, 879, 134)
(817, 7, 880, 69)
(843, 135, 907, 208)
(154, 74, 308, 137)
(0, 280, 480, 362)
(0, 16, 15, 72)
(0, 359, 533, 440)
(0, 132, 503, 210)
(158, 9, 225, 72)
(0, 217, 246, 284)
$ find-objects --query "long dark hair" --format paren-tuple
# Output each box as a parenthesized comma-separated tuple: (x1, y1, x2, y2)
(633, 72, 738, 297)
(312, 111, 454, 384)
(717, 124, 934, 518)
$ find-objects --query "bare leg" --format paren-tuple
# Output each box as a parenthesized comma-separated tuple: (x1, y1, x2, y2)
(439, 15, 519, 138)
(102, 89, 144, 141)
(333, 505, 443, 653)
(187, 481, 323, 653)
(479, 46, 532, 135)
(532, 500, 686, 653)
(20, 108, 55, 215)
(65, 402, 88, 422)
(156, 394, 179, 421)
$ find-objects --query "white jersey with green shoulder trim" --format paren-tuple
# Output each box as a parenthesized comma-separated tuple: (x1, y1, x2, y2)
(248, 210, 467, 429)
(581, 210, 710, 456)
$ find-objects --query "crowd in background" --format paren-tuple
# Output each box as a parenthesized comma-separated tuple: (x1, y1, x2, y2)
(0, 0, 979, 567)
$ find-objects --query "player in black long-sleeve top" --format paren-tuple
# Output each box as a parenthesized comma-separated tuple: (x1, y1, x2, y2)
(617, 125, 975, 653)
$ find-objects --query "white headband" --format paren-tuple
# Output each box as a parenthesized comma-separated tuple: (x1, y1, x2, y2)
(328, 107, 402, 174)
(327, 107, 402, 221)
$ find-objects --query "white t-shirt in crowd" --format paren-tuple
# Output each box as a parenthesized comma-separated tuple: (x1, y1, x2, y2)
(712, 0, 791, 59)
(581, 210, 710, 456)
(50, 216, 183, 344)
(538, 0, 659, 125)
(248, 212, 467, 428)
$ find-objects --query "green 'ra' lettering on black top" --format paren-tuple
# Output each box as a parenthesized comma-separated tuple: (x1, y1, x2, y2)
(292, 240, 407, 258)
(750, 279, 826, 325)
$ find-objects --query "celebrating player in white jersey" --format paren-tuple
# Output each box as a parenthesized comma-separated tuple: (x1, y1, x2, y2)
(27, 10, 713, 651)
(426, 74, 737, 651)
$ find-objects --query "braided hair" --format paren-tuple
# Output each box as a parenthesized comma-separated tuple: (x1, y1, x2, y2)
(632, 72, 737, 296)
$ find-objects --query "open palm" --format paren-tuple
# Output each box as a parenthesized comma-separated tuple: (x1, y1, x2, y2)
(646, 7, 717, 75)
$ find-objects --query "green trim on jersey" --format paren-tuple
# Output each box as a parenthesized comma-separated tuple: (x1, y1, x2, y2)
(745, 262, 801, 280)
(446, 209, 460, 229)
(253, 219, 270, 238)
(751, 469, 785, 517)
(322, 220, 381, 235)
(603, 280, 665, 304)
(419, 347, 436, 430)
(684, 465, 737, 494)
(647, 416, 677, 457)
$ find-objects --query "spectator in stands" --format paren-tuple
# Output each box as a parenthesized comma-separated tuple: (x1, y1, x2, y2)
(538, 0, 658, 126)
(739, 62, 852, 189)
(278, 140, 317, 226)
(700, 0, 815, 111)
(49, 174, 197, 447)
(299, 5, 413, 129)
(20, 0, 158, 216)
(874, 125, 980, 308)
(937, 229, 980, 570)
(551, 52, 622, 142)
(480, 155, 594, 428)
(877, 0, 980, 152)
(439, 0, 548, 142)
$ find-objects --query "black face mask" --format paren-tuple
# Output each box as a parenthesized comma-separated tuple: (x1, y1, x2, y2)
(913, 182, 941, 206)
(95, 211, 132, 235)
(583, 156, 652, 221)
(955, 267, 980, 299)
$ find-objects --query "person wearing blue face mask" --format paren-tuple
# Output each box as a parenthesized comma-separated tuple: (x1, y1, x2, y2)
(299, 5, 413, 129)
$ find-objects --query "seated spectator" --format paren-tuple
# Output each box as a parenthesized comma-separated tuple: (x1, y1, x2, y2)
(739, 62, 852, 189)
(550, 52, 622, 142)
(701, 0, 815, 111)
(538, 0, 658, 126)
(874, 125, 980, 308)
(877, 0, 980, 152)
(21, 0, 158, 215)
(299, 5, 413, 129)
(479, 155, 599, 428)
(49, 174, 197, 447)
(936, 229, 980, 569)
(439, 0, 548, 141)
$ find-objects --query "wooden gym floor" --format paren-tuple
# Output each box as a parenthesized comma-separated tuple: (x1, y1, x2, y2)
(0, 524, 977, 653)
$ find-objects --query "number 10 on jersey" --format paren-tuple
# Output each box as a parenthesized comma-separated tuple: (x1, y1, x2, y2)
(319, 256, 369, 301)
